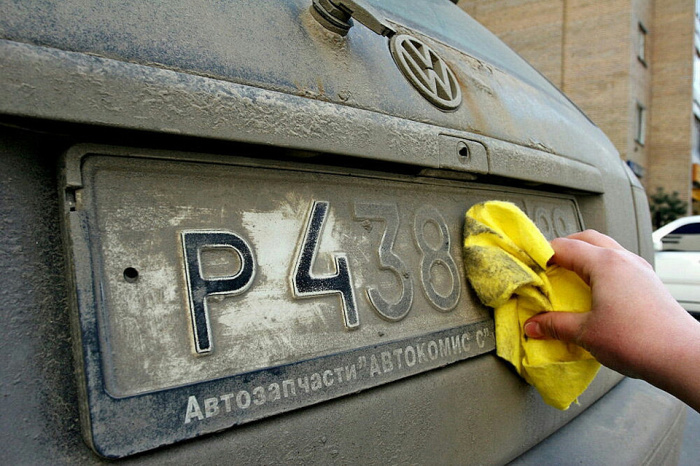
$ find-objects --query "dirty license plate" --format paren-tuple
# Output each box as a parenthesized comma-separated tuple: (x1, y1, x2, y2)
(63, 149, 583, 458)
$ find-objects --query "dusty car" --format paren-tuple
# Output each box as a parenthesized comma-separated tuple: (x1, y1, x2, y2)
(654, 215, 700, 316)
(0, 0, 686, 463)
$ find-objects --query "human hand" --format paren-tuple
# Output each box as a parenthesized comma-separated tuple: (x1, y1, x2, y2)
(523, 230, 700, 410)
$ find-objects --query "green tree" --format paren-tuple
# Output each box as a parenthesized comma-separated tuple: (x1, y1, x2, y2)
(649, 187, 688, 230)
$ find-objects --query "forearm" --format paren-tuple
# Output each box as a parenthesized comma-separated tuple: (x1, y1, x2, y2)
(639, 315, 700, 412)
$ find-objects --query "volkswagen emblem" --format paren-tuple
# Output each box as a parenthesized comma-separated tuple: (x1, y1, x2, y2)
(390, 34, 462, 111)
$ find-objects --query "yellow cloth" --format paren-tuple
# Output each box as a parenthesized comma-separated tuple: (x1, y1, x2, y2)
(463, 201, 600, 410)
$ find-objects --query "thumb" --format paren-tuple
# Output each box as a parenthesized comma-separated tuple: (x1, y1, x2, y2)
(524, 311, 588, 344)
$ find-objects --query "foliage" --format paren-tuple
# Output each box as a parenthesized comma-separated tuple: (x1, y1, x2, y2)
(649, 187, 688, 230)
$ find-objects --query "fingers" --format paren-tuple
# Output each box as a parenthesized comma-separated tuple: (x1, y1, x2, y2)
(551, 230, 653, 285)
(564, 229, 626, 250)
(524, 311, 588, 345)
(549, 230, 626, 284)
(549, 236, 599, 285)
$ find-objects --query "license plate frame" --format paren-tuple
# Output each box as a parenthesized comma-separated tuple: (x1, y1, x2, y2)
(61, 145, 583, 458)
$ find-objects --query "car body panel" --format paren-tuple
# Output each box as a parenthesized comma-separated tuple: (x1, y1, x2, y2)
(0, 0, 683, 463)
(0, 0, 610, 166)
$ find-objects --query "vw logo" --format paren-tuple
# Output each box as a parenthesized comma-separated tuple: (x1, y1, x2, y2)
(390, 34, 462, 111)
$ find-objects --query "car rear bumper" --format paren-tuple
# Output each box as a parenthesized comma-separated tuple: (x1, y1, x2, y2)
(511, 377, 686, 465)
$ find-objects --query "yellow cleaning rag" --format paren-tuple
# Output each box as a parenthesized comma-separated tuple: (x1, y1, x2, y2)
(463, 201, 600, 410)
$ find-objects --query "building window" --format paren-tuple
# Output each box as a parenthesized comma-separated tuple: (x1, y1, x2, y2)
(636, 102, 647, 145)
(638, 22, 648, 66)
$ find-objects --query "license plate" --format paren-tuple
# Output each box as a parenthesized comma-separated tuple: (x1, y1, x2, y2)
(62, 147, 583, 458)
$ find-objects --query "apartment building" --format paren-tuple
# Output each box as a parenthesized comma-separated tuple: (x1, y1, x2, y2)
(459, 0, 696, 213)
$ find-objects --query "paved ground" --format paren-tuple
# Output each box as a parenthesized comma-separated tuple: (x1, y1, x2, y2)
(679, 406, 700, 465)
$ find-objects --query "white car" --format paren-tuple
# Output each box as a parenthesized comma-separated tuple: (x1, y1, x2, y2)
(653, 215, 700, 316)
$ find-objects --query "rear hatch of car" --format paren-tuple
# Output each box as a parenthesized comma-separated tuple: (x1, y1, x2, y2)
(0, 0, 663, 463)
